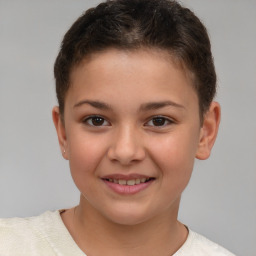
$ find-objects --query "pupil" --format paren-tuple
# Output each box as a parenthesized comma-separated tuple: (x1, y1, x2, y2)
(153, 117, 165, 126)
(92, 117, 104, 126)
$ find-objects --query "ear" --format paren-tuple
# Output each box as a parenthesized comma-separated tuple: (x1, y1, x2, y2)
(196, 101, 221, 160)
(52, 106, 68, 160)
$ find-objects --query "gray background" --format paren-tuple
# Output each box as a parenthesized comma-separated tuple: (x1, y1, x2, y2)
(0, 1, 255, 255)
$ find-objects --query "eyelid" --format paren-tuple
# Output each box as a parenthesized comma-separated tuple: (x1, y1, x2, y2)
(83, 115, 111, 127)
(144, 115, 175, 127)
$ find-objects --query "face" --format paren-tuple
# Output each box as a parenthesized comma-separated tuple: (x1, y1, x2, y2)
(55, 49, 206, 225)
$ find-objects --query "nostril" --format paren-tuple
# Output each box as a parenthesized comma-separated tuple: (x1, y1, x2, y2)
(107, 144, 146, 165)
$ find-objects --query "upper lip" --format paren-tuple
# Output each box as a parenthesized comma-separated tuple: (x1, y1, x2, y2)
(101, 174, 154, 180)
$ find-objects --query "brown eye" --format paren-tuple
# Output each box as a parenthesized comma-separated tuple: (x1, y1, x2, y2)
(92, 117, 104, 126)
(145, 116, 173, 127)
(152, 117, 166, 126)
(84, 116, 110, 126)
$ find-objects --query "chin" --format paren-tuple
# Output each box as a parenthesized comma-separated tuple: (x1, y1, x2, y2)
(102, 206, 154, 226)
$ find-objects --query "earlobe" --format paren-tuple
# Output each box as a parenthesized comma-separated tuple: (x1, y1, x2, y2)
(196, 101, 221, 160)
(52, 106, 68, 160)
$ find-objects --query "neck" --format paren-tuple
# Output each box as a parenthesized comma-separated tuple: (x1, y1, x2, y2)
(62, 195, 188, 256)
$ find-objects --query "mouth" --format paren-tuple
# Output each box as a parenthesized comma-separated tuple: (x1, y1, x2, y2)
(101, 175, 155, 195)
(102, 177, 155, 186)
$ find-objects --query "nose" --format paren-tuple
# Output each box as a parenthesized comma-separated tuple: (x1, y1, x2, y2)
(107, 125, 146, 165)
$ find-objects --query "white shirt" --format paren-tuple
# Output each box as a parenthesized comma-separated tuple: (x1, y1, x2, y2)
(0, 210, 236, 256)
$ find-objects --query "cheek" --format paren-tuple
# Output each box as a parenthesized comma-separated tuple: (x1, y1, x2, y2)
(147, 131, 199, 179)
(67, 132, 107, 182)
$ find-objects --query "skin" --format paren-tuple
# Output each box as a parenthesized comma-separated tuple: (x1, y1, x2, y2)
(53, 49, 220, 256)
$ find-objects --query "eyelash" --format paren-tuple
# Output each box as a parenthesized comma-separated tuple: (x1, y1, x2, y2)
(145, 116, 174, 127)
(83, 115, 174, 128)
(83, 115, 110, 127)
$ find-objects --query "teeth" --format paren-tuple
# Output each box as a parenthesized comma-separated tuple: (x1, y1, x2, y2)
(135, 179, 141, 184)
(127, 180, 136, 186)
(118, 179, 126, 185)
(107, 178, 151, 186)
(140, 178, 146, 183)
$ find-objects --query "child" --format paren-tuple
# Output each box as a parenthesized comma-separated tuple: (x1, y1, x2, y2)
(0, 0, 236, 255)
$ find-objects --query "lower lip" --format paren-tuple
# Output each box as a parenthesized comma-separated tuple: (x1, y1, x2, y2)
(102, 179, 154, 195)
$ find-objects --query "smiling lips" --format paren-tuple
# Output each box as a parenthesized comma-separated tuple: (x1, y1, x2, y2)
(104, 177, 153, 186)
(102, 175, 155, 194)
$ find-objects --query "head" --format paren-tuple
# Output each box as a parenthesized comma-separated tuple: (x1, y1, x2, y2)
(54, 0, 216, 123)
(52, 0, 220, 225)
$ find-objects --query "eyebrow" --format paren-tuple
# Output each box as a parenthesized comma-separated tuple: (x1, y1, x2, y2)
(140, 101, 185, 111)
(73, 100, 112, 110)
(73, 99, 185, 111)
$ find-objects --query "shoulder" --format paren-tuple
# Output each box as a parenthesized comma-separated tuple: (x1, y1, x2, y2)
(0, 211, 60, 255)
(174, 229, 236, 256)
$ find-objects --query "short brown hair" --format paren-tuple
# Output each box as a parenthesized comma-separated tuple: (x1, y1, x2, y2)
(54, 0, 216, 120)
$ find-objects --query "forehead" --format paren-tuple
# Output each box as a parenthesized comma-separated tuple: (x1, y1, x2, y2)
(67, 48, 198, 111)
(70, 48, 194, 87)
